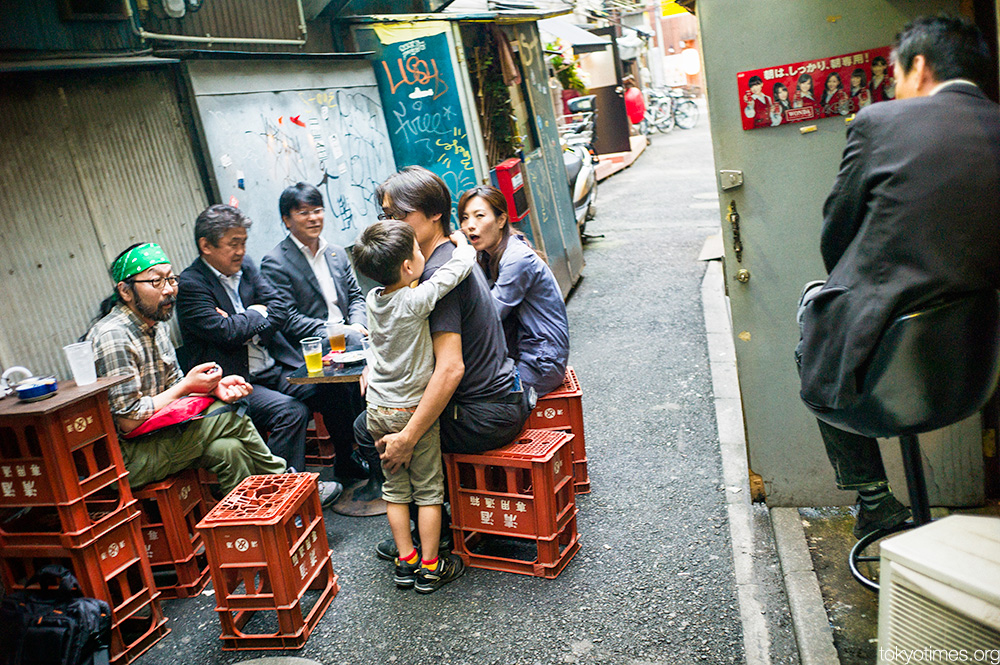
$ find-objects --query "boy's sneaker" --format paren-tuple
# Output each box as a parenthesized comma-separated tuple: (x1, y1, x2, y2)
(414, 553, 465, 594)
(393, 556, 420, 589)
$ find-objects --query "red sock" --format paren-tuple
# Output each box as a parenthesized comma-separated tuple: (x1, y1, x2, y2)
(401, 549, 419, 564)
(421, 556, 440, 571)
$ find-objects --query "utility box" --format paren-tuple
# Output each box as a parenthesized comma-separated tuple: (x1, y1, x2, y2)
(492, 158, 530, 226)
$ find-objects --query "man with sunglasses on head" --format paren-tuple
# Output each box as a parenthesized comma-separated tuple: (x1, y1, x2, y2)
(175, 204, 345, 506)
(363, 166, 537, 562)
(86, 242, 287, 495)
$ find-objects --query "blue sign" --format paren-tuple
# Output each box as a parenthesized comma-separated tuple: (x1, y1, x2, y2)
(363, 25, 477, 227)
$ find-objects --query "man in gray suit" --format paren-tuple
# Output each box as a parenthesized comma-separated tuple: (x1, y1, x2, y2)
(798, 15, 1000, 538)
(261, 182, 368, 481)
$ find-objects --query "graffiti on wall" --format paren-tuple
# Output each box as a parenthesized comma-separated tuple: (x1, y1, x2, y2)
(371, 28, 477, 225)
(196, 82, 397, 259)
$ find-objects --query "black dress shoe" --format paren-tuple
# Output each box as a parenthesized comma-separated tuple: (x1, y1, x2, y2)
(334, 455, 370, 481)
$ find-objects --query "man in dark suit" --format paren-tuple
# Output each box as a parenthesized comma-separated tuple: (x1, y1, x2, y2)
(175, 204, 346, 506)
(260, 182, 368, 482)
(798, 15, 1000, 538)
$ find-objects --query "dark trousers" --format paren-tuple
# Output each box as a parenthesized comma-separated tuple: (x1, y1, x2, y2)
(249, 363, 364, 472)
(816, 419, 889, 490)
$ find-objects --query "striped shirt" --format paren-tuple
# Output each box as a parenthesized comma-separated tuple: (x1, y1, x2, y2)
(86, 304, 182, 426)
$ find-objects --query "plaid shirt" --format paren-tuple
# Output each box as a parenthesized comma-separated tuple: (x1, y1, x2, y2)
(86, 304, 183, 426)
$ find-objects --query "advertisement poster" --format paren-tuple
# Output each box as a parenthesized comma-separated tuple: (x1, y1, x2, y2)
(737, 46, 895, 131)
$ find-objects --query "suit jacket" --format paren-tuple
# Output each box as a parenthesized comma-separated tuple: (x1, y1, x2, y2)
(176, 256, 302, 378)
(260, 236, 367, 344)
(799, 84, 1000, 411)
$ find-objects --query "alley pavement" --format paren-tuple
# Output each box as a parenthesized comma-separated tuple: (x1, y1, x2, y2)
(140, 111, 797, 665)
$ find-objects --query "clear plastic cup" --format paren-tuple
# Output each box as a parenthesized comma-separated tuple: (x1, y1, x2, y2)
(326, 322, 347, 353)
(63, 341, 97, 386)
(301, 337, 323, 373)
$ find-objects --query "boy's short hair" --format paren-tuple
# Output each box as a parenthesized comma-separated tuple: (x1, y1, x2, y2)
(352, 221, 417, 286)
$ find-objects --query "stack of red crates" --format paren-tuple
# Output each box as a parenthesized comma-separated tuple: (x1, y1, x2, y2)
(134, 469, 210, 599)
(0, 399, 169, 664)
(525, 367, 590, 493)
(304, 413, 335, 467)
(195, 472, 339, 650)
(445, 429, 580, 578)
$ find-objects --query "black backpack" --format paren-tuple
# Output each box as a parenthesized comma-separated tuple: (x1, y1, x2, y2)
(0, 565, 111, 665)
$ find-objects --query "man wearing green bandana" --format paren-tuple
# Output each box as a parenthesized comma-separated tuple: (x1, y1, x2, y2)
(85, 242, 287, 494)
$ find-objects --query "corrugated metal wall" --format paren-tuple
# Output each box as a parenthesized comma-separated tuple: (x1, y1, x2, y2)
(0, 66, 208, 380)
(140, 0, 304, 51)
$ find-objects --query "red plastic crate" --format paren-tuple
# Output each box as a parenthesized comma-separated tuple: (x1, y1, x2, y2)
(1, 513, 162, 623)
(304, 412, 335, 467)
(216, 560, 339, 650)
(149, 550, 210, 600)
(0, 420, 129, 507)
(453, 511, 581, 578)
(196, 473, 338, 650)
(447, 430, 576, 538)
(108, 596, 170, 664)
(136, 469, 206, 565)
(197, 473, 333, 609)
(0, 477, 138, 548)
(445, 430, 580, 578)
(524, 367, 589, 494)
(196, 468, 220, 511)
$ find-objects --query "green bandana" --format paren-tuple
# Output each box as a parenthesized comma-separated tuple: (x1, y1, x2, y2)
(111, 243, 171, 283)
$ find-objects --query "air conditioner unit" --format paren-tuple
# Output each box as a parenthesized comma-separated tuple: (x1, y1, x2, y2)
(877, 515, 1000, 665)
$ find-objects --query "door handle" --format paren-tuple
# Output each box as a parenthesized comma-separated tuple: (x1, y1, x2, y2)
(727, 201, 743, 263)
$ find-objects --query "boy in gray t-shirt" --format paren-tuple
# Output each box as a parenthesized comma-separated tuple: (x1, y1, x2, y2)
(352, 220, 474, 593)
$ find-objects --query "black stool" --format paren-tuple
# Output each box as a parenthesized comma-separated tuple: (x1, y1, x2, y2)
(803, 290, 1000, 591)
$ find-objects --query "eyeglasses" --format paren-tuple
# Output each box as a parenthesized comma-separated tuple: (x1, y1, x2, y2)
(131, 276, 179, 290)
(378, 208, 409, 221)
(292, 207, 324, 218)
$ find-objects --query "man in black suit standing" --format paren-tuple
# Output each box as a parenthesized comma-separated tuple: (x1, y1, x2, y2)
(175, 204, 346, 506)
(798, 15, 1000, 538)
(260, 183, 369, 483)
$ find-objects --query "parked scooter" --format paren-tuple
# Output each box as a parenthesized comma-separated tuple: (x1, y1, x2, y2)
(560, 95, 600, 240)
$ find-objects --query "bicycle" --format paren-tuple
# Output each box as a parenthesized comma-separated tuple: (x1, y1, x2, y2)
(666, 87, 700, 129)
(639, 88, 675, 134)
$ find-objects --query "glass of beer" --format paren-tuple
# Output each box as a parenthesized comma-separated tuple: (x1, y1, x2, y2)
(301, 336, 323, 373)
(326, 322, 347, 353)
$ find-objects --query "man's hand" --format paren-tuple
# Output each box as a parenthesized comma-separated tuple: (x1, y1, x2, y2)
(349, 323, 369, 336)
(215, 307, 229, 318)
(213, 375, 253, 403)
(184, 362, 223, 395)
(377, 430, 415, 474)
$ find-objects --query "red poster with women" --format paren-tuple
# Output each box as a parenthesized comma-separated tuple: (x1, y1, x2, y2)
(737, 46, 895, 130)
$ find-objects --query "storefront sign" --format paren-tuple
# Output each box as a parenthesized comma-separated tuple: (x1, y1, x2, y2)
(737, 46, 895, 130)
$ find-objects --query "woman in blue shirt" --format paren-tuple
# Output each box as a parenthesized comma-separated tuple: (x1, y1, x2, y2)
(458, 185, 570, 396)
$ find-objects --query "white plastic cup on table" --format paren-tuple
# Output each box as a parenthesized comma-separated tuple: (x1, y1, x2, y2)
(63, 341, 97, 386)
(326, 321, 347, 353)
(301, 337, 323, 374)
